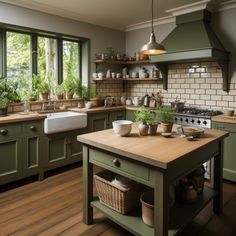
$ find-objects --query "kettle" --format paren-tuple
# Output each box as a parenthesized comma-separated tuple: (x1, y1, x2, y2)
(143, 94, 149, 107)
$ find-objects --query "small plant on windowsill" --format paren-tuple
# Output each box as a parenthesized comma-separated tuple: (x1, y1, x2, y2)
(56, 84, 64, 100)
(63, 76, 79, 99)
(156, 106, 175, 133)
(0, 98, 8, 116)
(135, 106, 155, 136)
(89, 83, 100, 107)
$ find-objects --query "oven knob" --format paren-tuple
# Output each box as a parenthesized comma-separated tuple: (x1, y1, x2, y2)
(191, 119, 194, 123)
(203, 121, 207, 125)
(174, 117, 178, 121)
(180, 118, 183, 122)
(197, 120, 201, 124)
(185, 118, 189, 122)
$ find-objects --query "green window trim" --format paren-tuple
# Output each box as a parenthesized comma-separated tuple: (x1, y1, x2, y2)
(0, 26, 89, 87)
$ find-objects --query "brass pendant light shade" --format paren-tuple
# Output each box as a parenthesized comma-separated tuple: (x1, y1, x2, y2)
(140, 0, 166, 55)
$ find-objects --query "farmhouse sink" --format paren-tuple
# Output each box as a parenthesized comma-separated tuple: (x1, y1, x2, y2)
(44, 111, 87, 134)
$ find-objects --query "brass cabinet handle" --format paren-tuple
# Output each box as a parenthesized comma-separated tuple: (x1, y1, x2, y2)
(0, 129, 8, 135)
(30, 125, 37, 131)
(112, 158, 120, 167)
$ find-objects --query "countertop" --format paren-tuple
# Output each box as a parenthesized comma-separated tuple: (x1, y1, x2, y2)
(212, 114, 236, 124)
(77, 123, 228, 169)
(69, 106, 126, 113)
(0, 112, 47, 125)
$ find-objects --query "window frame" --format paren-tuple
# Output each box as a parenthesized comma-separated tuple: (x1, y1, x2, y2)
(0, 25, 88, 86)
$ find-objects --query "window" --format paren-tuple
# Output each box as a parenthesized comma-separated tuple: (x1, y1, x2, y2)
(38, 36, 58, 89)
(63, 40, 80, 81)
(0, 28, 88, 94)
(6, 31, 31, 82)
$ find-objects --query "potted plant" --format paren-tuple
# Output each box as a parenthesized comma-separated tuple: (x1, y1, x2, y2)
(77, 84, 88, 108)
(156, 106, 175, 133)
(135, 106, 155, 136)
(89, 83, 100, 107)
(63, 76, 79, 99)
(0, 98, 8, 116)
(56, 84, 64, 100)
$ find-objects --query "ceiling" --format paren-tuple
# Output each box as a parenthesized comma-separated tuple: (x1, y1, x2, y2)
(0, 0, 232, 30)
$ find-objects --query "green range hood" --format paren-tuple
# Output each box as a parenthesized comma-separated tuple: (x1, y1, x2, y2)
(150, 10, 230, 91)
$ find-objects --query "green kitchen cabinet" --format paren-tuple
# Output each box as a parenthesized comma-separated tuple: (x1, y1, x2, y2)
(88, 110, 126, 132)
(126, 110, 136, 121)
(0, 120, 43, 185)
(212, 121, 236, 182)
(109, 110, 126, 128)
(88, 113, 109, 131)
(0, 124, 22, 184)
(22, 121, 43, 178)
(42, 128, 87, 172)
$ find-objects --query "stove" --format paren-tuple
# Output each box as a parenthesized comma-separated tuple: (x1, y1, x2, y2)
(174, 108, 222, 128)
(173, 107, 222, 180)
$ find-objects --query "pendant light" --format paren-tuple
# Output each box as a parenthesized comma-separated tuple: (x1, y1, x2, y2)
(140, 0, 166, 55)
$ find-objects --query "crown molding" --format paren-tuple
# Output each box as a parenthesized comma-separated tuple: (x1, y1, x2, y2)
(0, 0, 125, 31)
(166, 0, 211, 16)
(126, 15, 175, 32)
(218, 0, 236, 12)
(125, 0, 236, 32)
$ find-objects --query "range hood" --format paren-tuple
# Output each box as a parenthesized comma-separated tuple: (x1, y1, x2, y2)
(151, 10, 230, 91)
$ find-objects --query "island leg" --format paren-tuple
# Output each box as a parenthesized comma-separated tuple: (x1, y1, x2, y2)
(83, 145, 94, 224)
(154, 171, 169, 236)
(213, 140, 224, 214)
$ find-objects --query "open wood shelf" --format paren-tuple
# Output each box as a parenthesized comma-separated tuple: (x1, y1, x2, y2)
(94, 59, 151, 65)
(92, 77, 162, 82)
(91, 186, 216, 236)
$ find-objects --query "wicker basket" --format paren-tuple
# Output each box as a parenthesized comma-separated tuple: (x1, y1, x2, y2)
(94, 170, 143, 214)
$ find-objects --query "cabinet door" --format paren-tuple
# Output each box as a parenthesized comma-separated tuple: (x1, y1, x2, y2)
(0, 138, 22, 184)
(126, 110, 136, 122)
(109, 111, 126, 128)
(43, 133, 67, 170)
(22, 135, 40, 176)
(89, 113, 109, 132)
(212, 121, 236, 182)
(22, 121, 42, 176)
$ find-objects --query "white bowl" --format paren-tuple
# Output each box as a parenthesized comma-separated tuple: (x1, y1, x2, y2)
(112, 120, 133, 137)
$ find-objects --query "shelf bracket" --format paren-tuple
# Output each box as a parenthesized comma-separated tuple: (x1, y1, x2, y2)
(155, 63, 168, 90)
(218, 60, 229, 92)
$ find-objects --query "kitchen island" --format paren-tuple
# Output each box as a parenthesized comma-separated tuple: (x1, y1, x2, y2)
(77, 124, 228, 236)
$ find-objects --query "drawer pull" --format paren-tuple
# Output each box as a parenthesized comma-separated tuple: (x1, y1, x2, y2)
(112, 158, 120, 167)
(0, 129, 8, 135)
(30, 125, 37, 131)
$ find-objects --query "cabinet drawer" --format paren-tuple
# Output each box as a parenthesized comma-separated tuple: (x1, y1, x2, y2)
(90, 149, 150, 181)
(0, 124, 21, 140)
(22, 121, 42, 134)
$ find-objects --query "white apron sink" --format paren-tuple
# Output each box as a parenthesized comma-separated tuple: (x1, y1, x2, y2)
(44, 111, 87, 134)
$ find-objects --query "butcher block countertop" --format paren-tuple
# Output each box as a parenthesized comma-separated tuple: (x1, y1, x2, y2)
(77, 124, 228, 169)
(0, 112, 46, 125)
(69, 106, 125, 113)
(212, 114, 236, 124)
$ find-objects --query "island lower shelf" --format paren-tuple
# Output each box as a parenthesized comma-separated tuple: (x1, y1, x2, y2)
(91, 186, 216, 236)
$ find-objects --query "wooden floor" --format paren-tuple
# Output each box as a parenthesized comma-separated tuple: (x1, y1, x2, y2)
(1, 164, 236, 236)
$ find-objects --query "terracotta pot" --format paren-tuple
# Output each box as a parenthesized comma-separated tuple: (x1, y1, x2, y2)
(90, 98, 100, 107)
(161, 122, 173, 133)
(41, 92, 49, 101)
(0, 107, 8, 116)
(148, 123, 158, 135)
(138, 123, 149, 136)
(140, 191, 154, 227)
(181, 185, 198, 204)
(66, 93, 74, 99)
(57, 94, 63, 100)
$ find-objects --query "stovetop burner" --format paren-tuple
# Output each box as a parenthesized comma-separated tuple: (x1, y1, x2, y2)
(177, 108, 223, 117)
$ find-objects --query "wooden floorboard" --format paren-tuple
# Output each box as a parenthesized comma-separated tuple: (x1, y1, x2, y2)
(0, 165, 236, 236)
